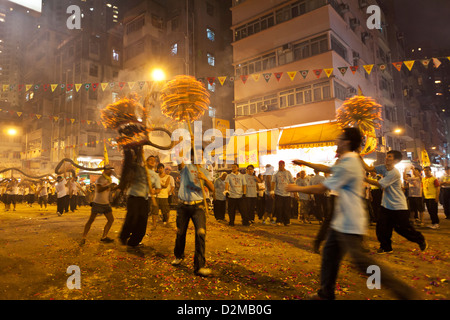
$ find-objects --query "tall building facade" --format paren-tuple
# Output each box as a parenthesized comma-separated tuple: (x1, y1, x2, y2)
(121, 0, 234, 141)
(230, 0, 440, 169)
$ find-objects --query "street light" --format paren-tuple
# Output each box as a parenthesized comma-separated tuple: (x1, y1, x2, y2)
(6, 128, 18, 136)
(151, 68, 166, 82)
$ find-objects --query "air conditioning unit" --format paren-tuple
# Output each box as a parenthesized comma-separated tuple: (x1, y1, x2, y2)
(282, 43, 292, 53)
(260, 105, 268, 112)
(350, 18, 360, 29)
(347, 87, 357, 94)
(339, 4, 350, 13)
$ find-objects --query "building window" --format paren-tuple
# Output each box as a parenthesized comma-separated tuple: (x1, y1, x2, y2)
(235, 81, 331, 116)
(112, 49, 119, 61)
(331, 35, 347, 61)
(334, 81, 348, 100)
(89, 63, 98, 77)
(208, 106, 216, 117)
(151, 14, 163, 29)
(233, 0, 328, 41)
(207, 52, 215, 66)
(126, 15, 145, 34)
(170, 43, 178, 55)
(206, 28, 215, 41)
(279, 89, 295, 108)
(87, 135, 97, 148)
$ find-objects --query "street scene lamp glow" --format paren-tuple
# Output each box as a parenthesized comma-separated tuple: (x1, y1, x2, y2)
(151, 68, 166, 82)
(6, 128, 18, 136)
(393, 128, 402, 134)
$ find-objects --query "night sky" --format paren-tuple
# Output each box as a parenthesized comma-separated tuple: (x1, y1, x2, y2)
(394, 0, 450, 51)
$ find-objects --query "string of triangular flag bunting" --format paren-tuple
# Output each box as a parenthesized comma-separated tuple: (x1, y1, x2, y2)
(1, 57, 448, 92)
(19, 138, 116, 157)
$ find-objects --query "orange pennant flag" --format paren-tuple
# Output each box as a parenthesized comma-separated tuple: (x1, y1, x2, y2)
(392, 62, 403, 71)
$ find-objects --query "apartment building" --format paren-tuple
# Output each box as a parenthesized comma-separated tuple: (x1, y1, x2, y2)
(121, 0, 234, 138)
(230, 0, 429, 168)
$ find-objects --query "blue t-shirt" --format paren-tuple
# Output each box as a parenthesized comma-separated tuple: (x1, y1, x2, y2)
(323, 152, 367, 235)
(375, 165, 408, 210)
(178, 164, 210, 202)
(127, 166, 161, 199)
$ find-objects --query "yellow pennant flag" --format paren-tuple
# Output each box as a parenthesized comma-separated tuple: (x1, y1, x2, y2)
(324, 68, 333, 77)
(3, 85, 9, 92)
(218, 76, 227, 86)
(103, 142, 109, 165)
(403, 60, 415, 71)
(128, 82, 135, 89)
(101, 83, 109, 91)
(363, 65, 374, 75)
(70, 119, 75, 124)
(53, 116, 59, 121)
(36, 114, 42, 119)
(421, 150, 431, 167)
(75, 84, 82, 92)
(17, 112, 22, 117)
(287, 71, 297, 81)
(251, 74, 260, 82)
(51, 84, 58, 92)
(26, 84, 32, 91)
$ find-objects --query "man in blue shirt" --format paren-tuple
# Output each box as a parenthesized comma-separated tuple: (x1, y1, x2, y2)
(172, 148, 214, 277)
(363, 150, 427, 254)
(287, 128, 421, 300)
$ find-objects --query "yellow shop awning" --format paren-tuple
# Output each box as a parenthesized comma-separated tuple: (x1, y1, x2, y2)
(278, 122, 341, 150)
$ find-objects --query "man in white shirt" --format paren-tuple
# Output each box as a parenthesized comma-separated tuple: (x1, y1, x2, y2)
(225, 163, 248, 226)
(271, 160, 294, 226)
(287, 127, 421, 300)
(55, 176, 69, 216)
(156, 163, 174, 226)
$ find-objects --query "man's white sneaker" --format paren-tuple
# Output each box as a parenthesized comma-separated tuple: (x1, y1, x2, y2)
(195, 268, 211, 277)
(171, 258, 184, 266)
